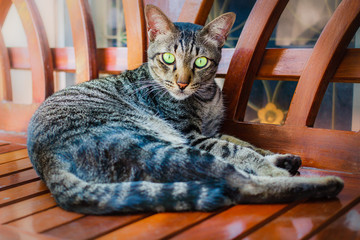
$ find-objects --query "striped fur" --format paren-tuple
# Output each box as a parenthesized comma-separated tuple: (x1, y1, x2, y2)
(27, 5, 343, 214)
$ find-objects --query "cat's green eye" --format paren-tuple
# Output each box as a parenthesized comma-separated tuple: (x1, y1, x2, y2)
(194, 57, 208, 68)
(162, 53, 175, 64)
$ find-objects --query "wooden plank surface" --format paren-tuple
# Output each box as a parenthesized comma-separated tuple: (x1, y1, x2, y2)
(311, 202, 360, 240)
(243, 172, 360, 239)
(0, 144, 26, 154)
(0, 168, 39, 190)
(8, 207, 83, 233)
(0, 180, 48, 206)
(0, 193, 56, 224)
(0, 224, 56, 240)
(0, 149, 28, 164)
(43, 214, 151, 239)
(0, 158, 32, 176)
(97, 211, 216, 240)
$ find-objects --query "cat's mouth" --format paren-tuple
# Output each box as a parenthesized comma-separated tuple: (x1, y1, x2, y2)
(168, 88, 193, 100)
(164, 84, 198, 100)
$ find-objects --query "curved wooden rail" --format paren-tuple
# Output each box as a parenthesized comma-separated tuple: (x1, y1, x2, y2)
(66, 0, 98, 83)
(12, 0, 54, 103)
(0, 0, 15, 102)
(0, 32, 12, 101)
(123, 0, 147, 70)
(285, 0, 360, 127)
(178, 0, 214, 25)
(222, 0, 289, 122)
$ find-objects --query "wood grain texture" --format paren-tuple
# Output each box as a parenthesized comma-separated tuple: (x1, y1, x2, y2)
(0, 33, 12, 101)
(221, 121, 360, 173)
(285, 0, 360, 127)
(311, 202, 360, 240)
(8, 207, 83, 233)
(0, 144, 26, 154)
(0, 158, 32, 177)
(123, 0, 147, 70)
(7, 47, 360, 82)
(0, 168, 39, 190)
(0, 149, 28, 164)
(246, 175, 360, 239)
(178, 0, 214, 25)
(171, 204, 293, 239)
(0, 102, 40, 133)
(12, 0, 54, 103)
(0, 193, 56, 224)
(44, 214, 150, 239)
(0, 133, 27, 145)
(0, 224, 57, 240)
(0, 180, 48, 206)
(222, 0, 289, 122)
(66, 0, 98, 83)
(97, 212, 214, 240)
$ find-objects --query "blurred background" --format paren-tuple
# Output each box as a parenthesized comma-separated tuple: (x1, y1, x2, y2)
(2, 0, 359, 131)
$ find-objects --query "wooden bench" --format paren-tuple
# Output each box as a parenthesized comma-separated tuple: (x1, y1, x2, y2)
(0, 0, 359, 239)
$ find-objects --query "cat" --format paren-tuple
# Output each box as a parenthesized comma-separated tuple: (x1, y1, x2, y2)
(27, 5, 344, 214)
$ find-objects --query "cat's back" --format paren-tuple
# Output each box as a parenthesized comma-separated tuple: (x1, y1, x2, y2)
(27, 65, 150, 149)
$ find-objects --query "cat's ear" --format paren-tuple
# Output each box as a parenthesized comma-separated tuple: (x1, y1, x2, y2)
(145, 5, 176, 42)
(200, 12, 236, 48)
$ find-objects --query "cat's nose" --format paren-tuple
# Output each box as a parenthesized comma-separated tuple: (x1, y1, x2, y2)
(177, 82, 188, 90)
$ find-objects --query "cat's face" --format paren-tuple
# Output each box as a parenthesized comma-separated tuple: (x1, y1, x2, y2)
(145, 5, 235, 100)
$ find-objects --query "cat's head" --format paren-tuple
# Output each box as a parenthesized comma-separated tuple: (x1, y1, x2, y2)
(145, 5, 235, 100)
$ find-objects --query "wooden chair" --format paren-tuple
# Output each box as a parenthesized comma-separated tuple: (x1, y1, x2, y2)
(0, 0, 359, 239)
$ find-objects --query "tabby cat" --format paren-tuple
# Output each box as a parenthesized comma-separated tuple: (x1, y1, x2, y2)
(27, 5, 343, 214)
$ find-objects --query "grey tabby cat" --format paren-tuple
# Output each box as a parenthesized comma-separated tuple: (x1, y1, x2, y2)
(27, 5, 343, 214)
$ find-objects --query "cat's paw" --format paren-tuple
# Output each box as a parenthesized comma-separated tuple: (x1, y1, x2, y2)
(265, 154, 302, 176)
(312, 176, 344, 199)
(256, 164, 290, 177)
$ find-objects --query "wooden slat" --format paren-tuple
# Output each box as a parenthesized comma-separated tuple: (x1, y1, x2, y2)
(222, 0, 289, 122)
(171, 204, 294, 239)
(0, 168, 39, 190)
(43, 214, 150, 240)
(0, 180, 48, 206)
(0, 0, 12, 27)
(285, 0, 360, 127)
(8, 47, 360, 82)
(143, 0, 185, 22)
(12, 0, 54, 103)
(0, 144, 26, 154)
(245, 173, 360, 239)
(0, 33, 12, 101)
(0, 193, 56, 224)
(0, 158, 32, 176)
(8, 207, 83, 233)
(122, 0, 147, 70)
(97, 212, 215, 240)
(177, 0, 214, 25)
(96, 47, 128, 74)
(0, 133, 27, 145)
(0, 224, 56, 240)
(0, 149, 28, 164)
(221, 122, 360, 173)
(66, 0, 98, 83)
(0, 102, 40, 133)
(311, 202, 360, 239)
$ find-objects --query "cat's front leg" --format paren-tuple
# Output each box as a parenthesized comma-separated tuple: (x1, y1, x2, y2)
(219, 134, 302, 175)
(189, 134, 292, 177)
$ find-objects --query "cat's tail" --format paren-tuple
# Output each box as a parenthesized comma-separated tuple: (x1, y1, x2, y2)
(45, 169, 231, 214)
(231, 175, 344, 204)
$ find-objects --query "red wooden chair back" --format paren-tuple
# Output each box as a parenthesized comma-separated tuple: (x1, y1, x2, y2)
(221, 0, 360, 173)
